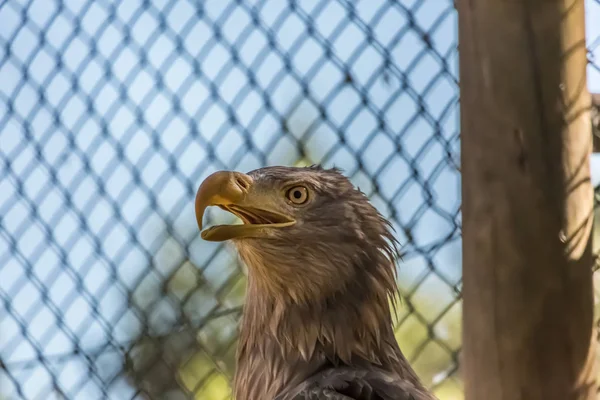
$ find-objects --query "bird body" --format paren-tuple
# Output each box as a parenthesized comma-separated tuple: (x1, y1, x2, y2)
(195, 166, 437, 400)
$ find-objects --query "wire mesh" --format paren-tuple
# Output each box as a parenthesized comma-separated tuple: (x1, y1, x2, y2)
(591, 0, 600, 148)
(0, 0, 598, 399)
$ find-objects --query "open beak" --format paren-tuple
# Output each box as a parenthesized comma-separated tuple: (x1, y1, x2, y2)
(195, 170, 296, 241)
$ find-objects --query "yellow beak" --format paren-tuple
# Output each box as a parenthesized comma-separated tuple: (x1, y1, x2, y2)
(194, 170, 296, 241)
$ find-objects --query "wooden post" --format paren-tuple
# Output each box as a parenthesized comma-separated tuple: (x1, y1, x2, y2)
(458, 1, 598, 399)
(592, 93, 600, 151)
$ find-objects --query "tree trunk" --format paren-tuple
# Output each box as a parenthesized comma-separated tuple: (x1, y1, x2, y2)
(458, 1, 598, 399)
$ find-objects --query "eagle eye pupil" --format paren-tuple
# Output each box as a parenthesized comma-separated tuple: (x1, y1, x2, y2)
(286, 186, 308, 204)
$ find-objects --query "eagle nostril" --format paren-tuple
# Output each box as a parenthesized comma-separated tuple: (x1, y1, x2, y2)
(234, 174, 252, 191)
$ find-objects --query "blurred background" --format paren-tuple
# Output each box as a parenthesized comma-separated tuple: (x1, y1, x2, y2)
(0, 0, 600, 399)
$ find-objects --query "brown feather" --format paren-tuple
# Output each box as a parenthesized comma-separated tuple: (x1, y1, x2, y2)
(226, 166, 436, 400)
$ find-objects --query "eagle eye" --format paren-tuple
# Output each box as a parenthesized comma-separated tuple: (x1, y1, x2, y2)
(286, 186, 309, 205)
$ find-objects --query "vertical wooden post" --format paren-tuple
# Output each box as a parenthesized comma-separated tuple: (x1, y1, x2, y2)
(592, 93, 600, 151)
(458, 1, 598, 399)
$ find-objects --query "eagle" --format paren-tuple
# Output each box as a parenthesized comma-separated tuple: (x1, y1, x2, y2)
(194, 165, 437, 400)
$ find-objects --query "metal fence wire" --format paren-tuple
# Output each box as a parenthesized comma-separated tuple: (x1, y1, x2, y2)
(0, 0, 599, 399)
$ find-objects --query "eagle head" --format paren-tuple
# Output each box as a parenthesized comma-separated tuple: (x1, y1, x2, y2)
(195, 165, 400, 302)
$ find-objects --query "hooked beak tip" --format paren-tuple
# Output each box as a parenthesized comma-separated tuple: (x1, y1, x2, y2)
(194, 171, 253, 232)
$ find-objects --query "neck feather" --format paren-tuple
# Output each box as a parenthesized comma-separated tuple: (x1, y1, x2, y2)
(232, 253, 425, 400)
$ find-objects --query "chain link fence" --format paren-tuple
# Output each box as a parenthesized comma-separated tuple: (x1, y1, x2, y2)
(590, 2, 600, 392)
(0, 0, 599, 399)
